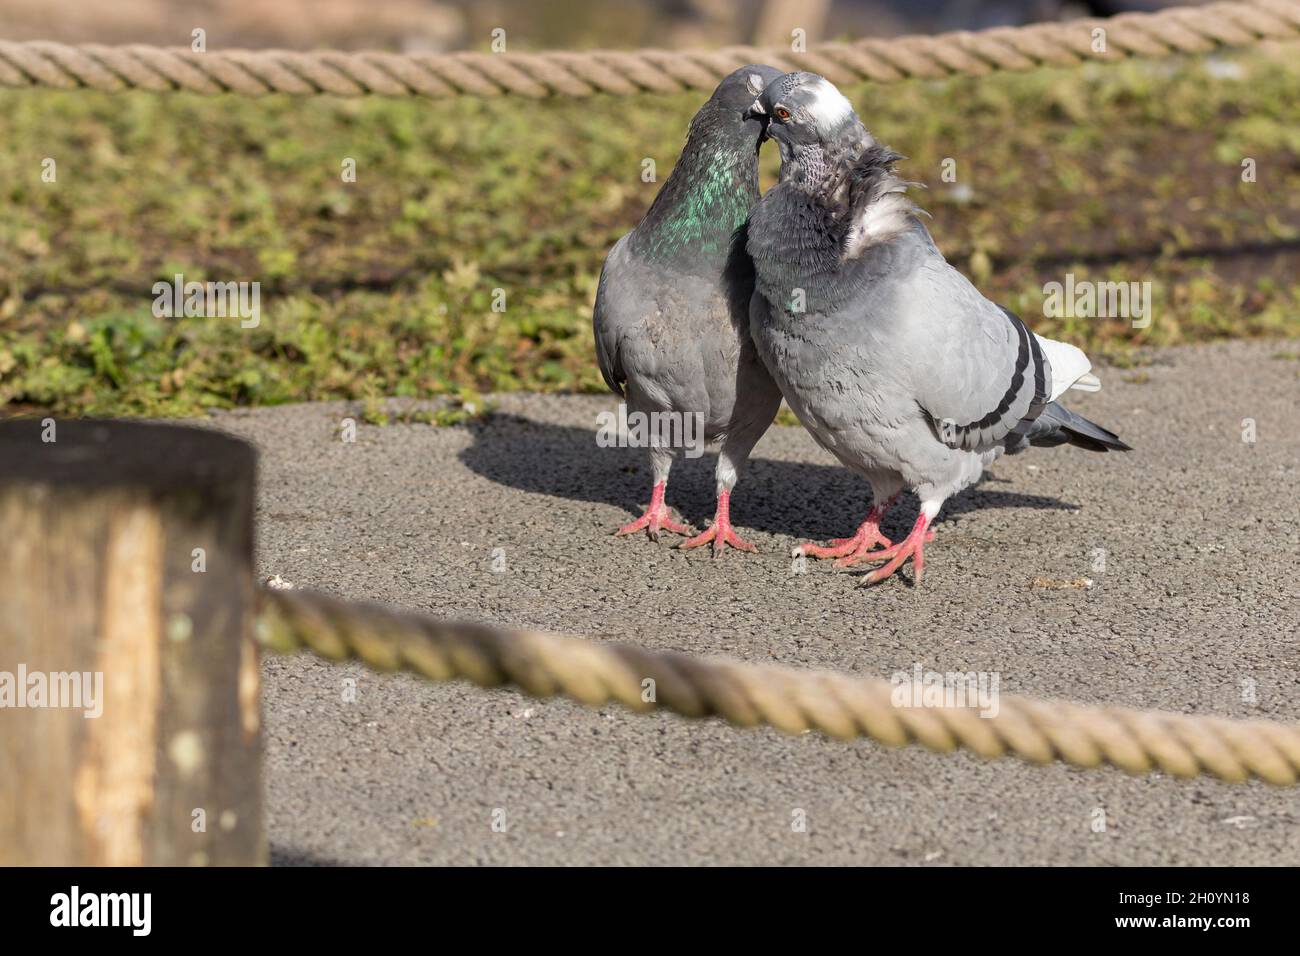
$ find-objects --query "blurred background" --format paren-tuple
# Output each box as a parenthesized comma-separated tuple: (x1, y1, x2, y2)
(0, 0, 1295, 419)
(0, 0, 1212, 50)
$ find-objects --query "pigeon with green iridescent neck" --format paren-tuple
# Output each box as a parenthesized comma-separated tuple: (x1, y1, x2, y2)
(593, 64, 784, 553)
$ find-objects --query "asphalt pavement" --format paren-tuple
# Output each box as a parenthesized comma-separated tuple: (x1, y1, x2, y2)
(204, 339, 1300, 865)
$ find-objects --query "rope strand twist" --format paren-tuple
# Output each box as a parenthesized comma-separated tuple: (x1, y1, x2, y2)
(1, 0, 1297, 98)
(257, 589, 1300, 786)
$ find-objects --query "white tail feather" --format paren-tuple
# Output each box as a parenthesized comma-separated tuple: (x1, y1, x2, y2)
(1071, 372, 1101, 392)
(1034, 333, 1098, 401)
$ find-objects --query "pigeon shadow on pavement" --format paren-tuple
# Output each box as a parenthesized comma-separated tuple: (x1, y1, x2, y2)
(459, 414, 1076, 542)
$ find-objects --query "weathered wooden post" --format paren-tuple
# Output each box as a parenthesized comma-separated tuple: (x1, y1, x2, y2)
(0, 419, 264, 865)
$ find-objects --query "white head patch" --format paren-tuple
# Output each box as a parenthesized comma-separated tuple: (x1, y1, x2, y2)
(804, 77, 855, 135)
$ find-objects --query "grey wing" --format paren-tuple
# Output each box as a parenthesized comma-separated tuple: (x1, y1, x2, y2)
(746, 285, 765, 342)
(909, 260, 1051, 453)
(592, 234, 632, 397)
(746, 284, 780, 357)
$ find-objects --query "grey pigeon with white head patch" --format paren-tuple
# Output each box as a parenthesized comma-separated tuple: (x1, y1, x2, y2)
(593, 64, 785, 553)
(745, 72, 1130, 585)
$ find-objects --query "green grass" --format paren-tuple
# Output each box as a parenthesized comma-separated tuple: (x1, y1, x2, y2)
(1, 51, 1298, 417)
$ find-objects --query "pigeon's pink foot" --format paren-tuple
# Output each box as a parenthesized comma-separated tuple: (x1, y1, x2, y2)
(794, 501, 894, 567)
(859, 512, 933, 586)
(615, 481, 690, 541)
(681, 490, 757, 554)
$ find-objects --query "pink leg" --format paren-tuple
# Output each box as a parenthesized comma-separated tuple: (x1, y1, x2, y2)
(680, 490, 758, 555)
(794, 495, 897, 568)
(859, 511, 933, 586)
(615, 481, 690, 541)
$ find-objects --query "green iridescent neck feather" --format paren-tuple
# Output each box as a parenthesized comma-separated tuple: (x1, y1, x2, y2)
(631, 112, 761, 266)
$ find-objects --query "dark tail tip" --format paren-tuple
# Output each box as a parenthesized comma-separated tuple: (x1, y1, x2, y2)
(1067, 429, 1133, 453)
(1064, 416, 1132, 453)
(1030, 402, 1132, 453)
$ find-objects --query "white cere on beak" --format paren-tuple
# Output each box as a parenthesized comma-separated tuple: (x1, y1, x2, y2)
(746, 73, 766, 96)
(748, 98, 766, 115)
(804, 77, 855, 135)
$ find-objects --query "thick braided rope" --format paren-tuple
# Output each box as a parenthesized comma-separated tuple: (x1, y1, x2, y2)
(1, 0, 1297, 98)
(257, 589, 1300, 786)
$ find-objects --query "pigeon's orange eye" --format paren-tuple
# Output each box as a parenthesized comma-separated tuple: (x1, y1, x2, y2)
(774, 107, 791, 121)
